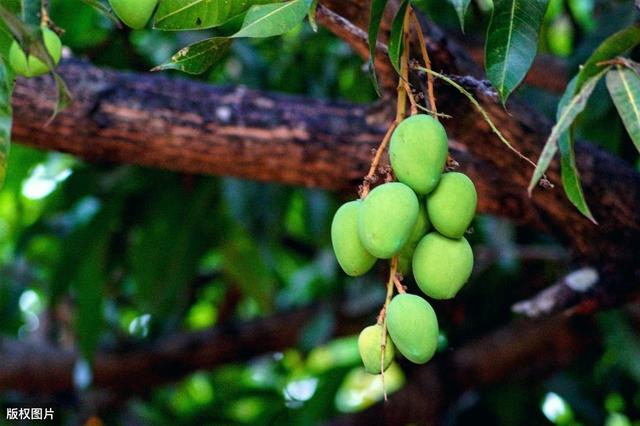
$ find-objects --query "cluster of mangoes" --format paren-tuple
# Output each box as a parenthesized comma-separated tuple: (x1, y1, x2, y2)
(8, 0, 157, 78)
(331, 114, 477, 372)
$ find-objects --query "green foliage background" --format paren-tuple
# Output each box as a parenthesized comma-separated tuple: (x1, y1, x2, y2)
(0, 0, 639, 424)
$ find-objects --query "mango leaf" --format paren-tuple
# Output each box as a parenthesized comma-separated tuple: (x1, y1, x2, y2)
(485, 0, 549, 103)
(606, 65, 640, 154)
(416, 66, 536, 169)
(551, 74, 596, 222)
(232, 0, 310, 39)
(575, 24, 640, 92)
(154, 0, 277, 31)
(0, 57, 11, 187)
(152, 37, 231, 74)
(448, 0, 471, 31)
(528, 70, 607, 195)
(558, 128, 595, 222)
(388, 0, 409, 74)
(368, 0, 389, 93)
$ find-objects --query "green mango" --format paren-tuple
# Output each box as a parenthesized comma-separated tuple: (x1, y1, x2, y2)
(389, 114, 448, 195)
(331, 200, 377, 276)
(386, 293, 439, 364)
(358, 182, 419, 259)
(9, 28, 62, 78)
(396, 202, 430, 275)
(358, 324, 394, 374)
(427, 172, 477, 238)
(412, 232, 473, 299)
(109, 0, 158, 29)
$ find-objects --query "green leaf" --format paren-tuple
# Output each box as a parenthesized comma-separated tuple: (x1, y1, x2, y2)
(558, 128, 596, 222)
(232, 0, 310, 39)
(484, 0, 549, 103)
(416, 66, 536, 169)
(0, 57, 12, 187)
(308, 0, 318, 32)
(528, 70, 607, 195)
(606, 65, 640, 154)
(448, 0, 471, 31)
(575, 24, 640, 92)
(153, 37, 231, 74)
(388, 0, 409, 74)
(368, 0, 389, 93)
(154, 0, 278, 31)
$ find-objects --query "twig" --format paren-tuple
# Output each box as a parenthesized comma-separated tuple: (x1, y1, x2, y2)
(411, 13, 437, 116)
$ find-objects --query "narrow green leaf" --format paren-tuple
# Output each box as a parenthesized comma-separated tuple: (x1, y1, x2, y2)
(528, 70, 607, 194)
(448, 0, 471, 31)
(368, 0, 389, 92)
(485, 0, 549, 103)
(415, 66, 536, 168)
(606, 65, 640, 154)
(153, 37, 231, 74)
(575, 24, 640, 92)
(388, 0, 409, 74)
(232, 0, 310, 38)
(558, 128, 596, 222)
(0, 57, 12, 187)
(154, 0, 278, 31)
(308, 0, 318, 32)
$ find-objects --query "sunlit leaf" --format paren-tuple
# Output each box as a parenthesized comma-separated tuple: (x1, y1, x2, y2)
(232, 0, 310, 39)
(485, 0, 549, 103)
(154, 0, 278, 31)
(606, 65, 640, 154)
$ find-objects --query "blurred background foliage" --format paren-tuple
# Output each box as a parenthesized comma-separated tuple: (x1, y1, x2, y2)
(1, 0, 640, 424)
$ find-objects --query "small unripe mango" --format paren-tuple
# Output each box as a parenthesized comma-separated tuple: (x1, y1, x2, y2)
(389, 114, 448, 195)
(109, 0, 158, 29)
(331, 200, 377, 276)
(9, 28, 61, 78)
(358, 324, 394, 374)
(386, 294, 439, 364)
(412, 232, 473, 299)
(358, 182, 419, 259)
(427, 172, 477, 238)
